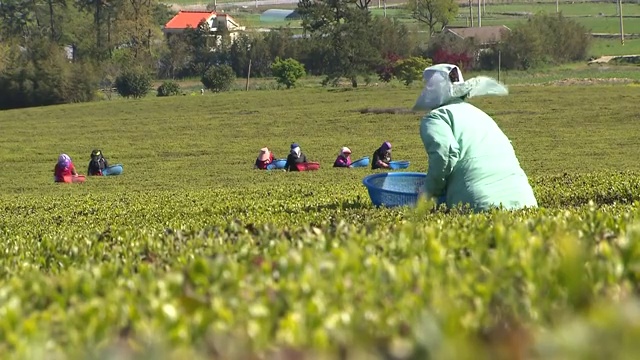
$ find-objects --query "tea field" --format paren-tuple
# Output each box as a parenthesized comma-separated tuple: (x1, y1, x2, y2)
(2, 83, 640, 359)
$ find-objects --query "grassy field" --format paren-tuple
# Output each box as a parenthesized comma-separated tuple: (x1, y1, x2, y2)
(3, 78, 640, 358)
(153, 63, 640, 96)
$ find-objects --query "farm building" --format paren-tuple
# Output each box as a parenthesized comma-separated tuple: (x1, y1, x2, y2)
(442, 25, 511, 47)
(260, 9, 301, 22)
(162, 10, 246, 44)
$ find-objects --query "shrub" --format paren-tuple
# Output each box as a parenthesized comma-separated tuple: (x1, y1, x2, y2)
(424, 33, 478, 71)
(115, 68, 151, 99)
(393, 56, 433, 86)
(157, 81, 181, 97)
(270, 57, 306, 89)
(201, 65, 235, 93)
(0, 41, 98, 110)
(376, 52, 402, 83)
(432, 49, 473, 72)
(500, 12, 591, 70)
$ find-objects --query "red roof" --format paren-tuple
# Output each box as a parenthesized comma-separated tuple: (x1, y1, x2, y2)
(164, 10, 216, 30)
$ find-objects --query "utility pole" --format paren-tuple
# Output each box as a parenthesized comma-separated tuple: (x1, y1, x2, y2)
(246, 59, 252, 91)
(478, 0, 482, 27)
(619, 0, 624, 45)
(498, 50, 501, 83)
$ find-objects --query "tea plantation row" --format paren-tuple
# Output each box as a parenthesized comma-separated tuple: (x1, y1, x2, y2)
(2, 85, 640, 359)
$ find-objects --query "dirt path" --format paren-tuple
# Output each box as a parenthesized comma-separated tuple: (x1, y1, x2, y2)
(589, 55, 640, 64)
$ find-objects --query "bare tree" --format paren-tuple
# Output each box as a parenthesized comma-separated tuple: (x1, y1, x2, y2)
(407, 0, 458, 36)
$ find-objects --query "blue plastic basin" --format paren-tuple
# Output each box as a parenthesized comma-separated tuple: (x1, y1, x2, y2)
(268, 159, 287, 170)
(389, 160, 410, 170)
(102, 164, 123, 176)
(351, 156, 370, 168)
(362, 172, 426, 208)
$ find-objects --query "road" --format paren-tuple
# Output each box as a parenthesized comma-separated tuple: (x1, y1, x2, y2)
(220, 0, 298, 7)
(170, 0, 410, 11)
(173, 0, 315, 10)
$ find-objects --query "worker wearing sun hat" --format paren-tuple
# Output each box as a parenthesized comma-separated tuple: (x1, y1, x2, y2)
(255, 147, 275, 170)
(333, 146, 352, 168)
(413, 63, 537, 212)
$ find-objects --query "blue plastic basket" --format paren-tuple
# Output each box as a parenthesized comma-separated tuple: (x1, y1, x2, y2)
(389, 160, 410, 170)
(102, 164, 123, 176)
(351, 156, 370, 168)
(266, 159, 287, 170)
(362, 172, 426, 208)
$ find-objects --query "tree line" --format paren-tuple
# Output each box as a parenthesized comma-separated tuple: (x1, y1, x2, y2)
(0, 0, 591, 110)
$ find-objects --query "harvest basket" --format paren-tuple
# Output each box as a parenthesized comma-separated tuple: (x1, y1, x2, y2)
(267, 159, 287, 170)
(389, 160, 410, 170)
(57, 175, 86, 184)
(296, 162, 320, 171)
(102, 164, 123, 176)
(362, 172, 426, 208)
(351, 156, 370, 168)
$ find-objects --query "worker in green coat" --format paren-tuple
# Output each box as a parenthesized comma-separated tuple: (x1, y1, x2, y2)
(412, 63, 538, 212)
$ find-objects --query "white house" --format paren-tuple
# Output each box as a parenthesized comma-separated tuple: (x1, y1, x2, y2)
(162, 10, 246, 44)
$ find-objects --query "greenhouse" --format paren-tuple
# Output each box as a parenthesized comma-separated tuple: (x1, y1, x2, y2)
(260, 9, 301, 22)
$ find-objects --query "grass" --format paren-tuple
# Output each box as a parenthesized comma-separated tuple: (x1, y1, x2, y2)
(590, 37, 640, 56)
(4, 81, 640, 358)
(153, 63, 640, 96)
(478, 3, 640, 16)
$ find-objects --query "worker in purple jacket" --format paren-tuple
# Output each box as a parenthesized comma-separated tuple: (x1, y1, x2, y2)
(333, 147, 352, 168)
(372, 141, 392, 169)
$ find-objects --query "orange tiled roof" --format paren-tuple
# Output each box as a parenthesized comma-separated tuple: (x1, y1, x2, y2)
(164, 10, 216, 30)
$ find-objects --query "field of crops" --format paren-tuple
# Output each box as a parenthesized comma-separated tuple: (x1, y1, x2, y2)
(2, 82, 640, 359)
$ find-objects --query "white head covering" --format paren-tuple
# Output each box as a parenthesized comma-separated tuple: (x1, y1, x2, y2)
(291, 146, 301, 157)
(340, 147, 351, 156)
(412, 63, 508, 112)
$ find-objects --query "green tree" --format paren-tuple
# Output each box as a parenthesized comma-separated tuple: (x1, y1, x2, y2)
(201, 64, 235, 93)
(115, 67, 151, 98)
(0, 39, 97, 109)
(407, 0, 458, 36)
(271, 57, 306, 89)
(0, 0, 40, 40)
(230, 34, 272, 78)
(157, 33, 191, 79)
(297, 0, 382, 87)
(394, 56, 432, 86)
(499, 12, 590, 70)
(73, 0, 112, 58)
